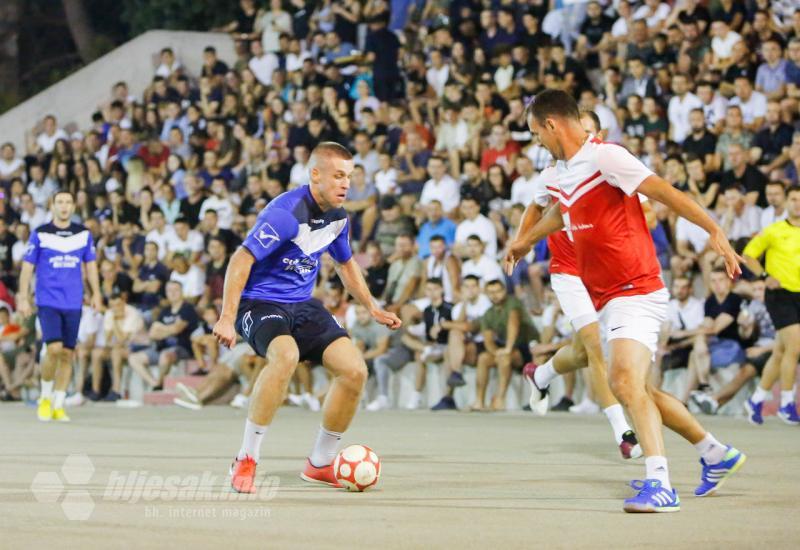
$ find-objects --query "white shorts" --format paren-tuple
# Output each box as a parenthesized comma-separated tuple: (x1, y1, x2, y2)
(600, 288, 669, 355)
(550, 273, 598, 332)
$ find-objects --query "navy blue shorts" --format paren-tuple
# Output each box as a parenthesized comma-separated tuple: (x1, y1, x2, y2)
(235, 298, 349, 363)
(39, 307, 82, 349)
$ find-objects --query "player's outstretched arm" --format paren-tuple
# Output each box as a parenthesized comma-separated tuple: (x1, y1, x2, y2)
(504, 203, 563, 276)
(213, 247, 256, 348)
(638, 175, 743, 279)
(336, 257, 402, 330)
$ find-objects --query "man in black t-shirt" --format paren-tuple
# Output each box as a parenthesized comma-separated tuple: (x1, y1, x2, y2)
(133, 242, 170, 316)
(682, 109, 717, 169)
(683, 269, 746, 403)
(127, 280, 199, 390)
(720, 143, 768, 207)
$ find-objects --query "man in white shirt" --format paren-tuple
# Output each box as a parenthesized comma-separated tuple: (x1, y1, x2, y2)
(658, 275, 706, 385)
(248, 40, 280, 86)
(169, 255, 206, 301)
(26, 164, 58, 208)
(99, 292, 145, 401)
(510, 156, 538, 207)
(289, 145, 310, 187)
(419, 156, 460, 214)
(19, 193, 48, 231)
(426, 49, 450, 98)
(352, 133, 380, 184)
(760, 181, 788, 230)
(35, 115, 68, 154)
(710, 20, 741, 66)
(729, 76, 767, 132)
(460, 235, 505, 286)
(199, 178, 235, 229)
(668, 74, 704, 143)
(696, 81, 728, 131)
(720, 185, 761, 247)
(145, 209, 176, 261)
(580, 89, 622, 143)
(165, 217, 204, 264)
(454, 196, 498, 258)
(0, 143, 24, 184)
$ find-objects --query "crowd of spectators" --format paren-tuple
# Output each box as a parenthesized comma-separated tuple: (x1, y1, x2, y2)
(0, 0, 798, 414)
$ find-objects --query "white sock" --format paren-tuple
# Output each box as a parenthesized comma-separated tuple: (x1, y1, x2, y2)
(53, 390, 66, 410)
(781, 390, 795, 408)
(645, 456, 671, 491)
(751, 386, 770, 404)
(41, 379, 54, 400)
(309, 425, 342, 467)
(603, 404, 631, 443)
(533, 359, 557, 389)
(237, 419, 268, 463)
(694, 433, 727, 464)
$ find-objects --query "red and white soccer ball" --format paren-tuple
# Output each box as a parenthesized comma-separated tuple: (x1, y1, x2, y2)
(334, 444, 381, 492)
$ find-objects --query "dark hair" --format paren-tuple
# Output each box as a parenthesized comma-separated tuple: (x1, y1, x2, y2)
(466, 234, 484, 243)
(463, 274, 481, 284)
(429, 235, 446, 244)
(525, 89, 580, 125)
(787, 186, 800, 197)
(766, 180, 786, 191)
(427, 277, 443, 287)
(485, 279, 505, 288)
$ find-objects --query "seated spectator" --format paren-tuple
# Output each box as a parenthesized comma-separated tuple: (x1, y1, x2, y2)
(430, 274, 493, 411)
(685, 154, 721, 210)
(27, 164, 58, 209)
(191, 306, 220, 374)
(760, 181, 789, 230)
(671, 206, 717, 287)
(383, 234, 422, 315)
(352, 132, 380, 184)
(399, 278, 454, 410)
(683, 109, 717, 171)
(510, 156, 538, 208)
(34, 114, 67, 155)
(715, 106, 753, 171)
(419, 156, 460, 216)
(343, 164, 378, 248)
(373, 196, 414, 258)
(395, 130, 432, 202)
(455, 197, 498, 258)
(203, 237, 228, 308)
(755, 39, 788, 101)
(96, 292, 145, 401)
(0, 143, 24, 187)
(165, 217, 204, 265)
(480, 124, 520, 178)
(374, 152, 398, 197)
(752, 101, 794, 174)
(786, 38, 800, 99)
(719, 185, 761, 251)
(169, 255, 205, 303)
(416, 201, 457, 259)
(682, 269, 746, 403)
(128, 280, 199, 389)
(721, 143, 768, 207)
(363, 241, 389, 298)
(420, 235, 460, 304)
(690, 278, 776, 414)
(729, 75, 767, 132)
(199, 208, 241, 253)
(473, 279, 538, 412)
(199, 180, 236, 230)
(668, 74, 703, 144)
(349, 304, 391, 386)
(696, 80, 728, 133)
(461, 234, 505, 287)
(709, 20, 741, 71)
(0, 310, 36, 402)
(656, 276, 706, 387)
(132, 241, 170, 316)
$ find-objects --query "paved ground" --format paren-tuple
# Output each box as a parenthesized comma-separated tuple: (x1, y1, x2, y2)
(1, 403, 798, 549)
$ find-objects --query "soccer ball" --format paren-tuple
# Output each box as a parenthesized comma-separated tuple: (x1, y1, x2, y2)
(334, 444, 381, 492)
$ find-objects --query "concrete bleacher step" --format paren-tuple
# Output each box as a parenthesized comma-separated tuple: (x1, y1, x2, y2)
(143, 391, 178, 406)
(164, 375, 206, 391)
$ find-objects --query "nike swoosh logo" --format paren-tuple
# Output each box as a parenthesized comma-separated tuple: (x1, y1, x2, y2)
(610, 326, 624, 331)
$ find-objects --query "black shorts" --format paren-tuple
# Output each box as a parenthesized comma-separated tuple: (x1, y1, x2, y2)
(765, 288, 800, 331)
(235, 298, 349, 363)
(746, 350, 772, 376)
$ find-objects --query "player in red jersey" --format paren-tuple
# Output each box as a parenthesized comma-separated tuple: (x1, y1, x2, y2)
(506, 111, 642, 461)
(508, 89, 747, 513)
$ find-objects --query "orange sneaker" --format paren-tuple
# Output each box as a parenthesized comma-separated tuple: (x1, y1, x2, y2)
(300, 458, 342, 488)
(230, 455, 257, 494)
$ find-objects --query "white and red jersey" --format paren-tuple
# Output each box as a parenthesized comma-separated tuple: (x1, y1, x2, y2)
(532, 168, 579, 277)
(544, 136, 663, 310)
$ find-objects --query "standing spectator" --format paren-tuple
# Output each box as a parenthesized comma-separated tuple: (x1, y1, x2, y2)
(255, 0, 292, 53)
(364, 14, 402, 102)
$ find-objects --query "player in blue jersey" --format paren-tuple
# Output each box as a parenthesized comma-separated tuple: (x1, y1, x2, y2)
(17, 191, 102, 422)
(213, 142, 401, 493)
